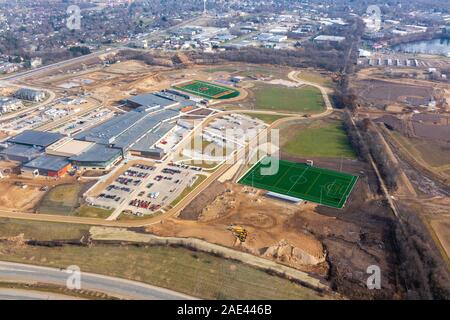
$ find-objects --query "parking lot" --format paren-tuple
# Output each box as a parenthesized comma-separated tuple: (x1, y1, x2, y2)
(121, 162, 201, 217)
(91, 161, 203, 218)
(92, 163, 155, 210)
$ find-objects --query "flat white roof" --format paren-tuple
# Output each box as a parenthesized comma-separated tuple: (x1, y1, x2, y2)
(314, 35, 346, 42)
(46, 137, 94, 156)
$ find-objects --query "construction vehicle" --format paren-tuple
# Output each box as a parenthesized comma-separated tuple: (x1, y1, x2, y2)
(227, 224, 248, 243)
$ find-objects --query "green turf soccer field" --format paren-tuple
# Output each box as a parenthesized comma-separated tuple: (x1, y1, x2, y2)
(173, 80, 240, 100)
(238, 157, 358, 209)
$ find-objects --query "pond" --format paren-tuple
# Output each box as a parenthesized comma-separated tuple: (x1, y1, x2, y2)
(392, 38, 450, 56)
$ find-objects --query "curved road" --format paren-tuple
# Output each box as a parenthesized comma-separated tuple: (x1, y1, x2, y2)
(0, 289, 81, 300)
(0, 261, 195, 300)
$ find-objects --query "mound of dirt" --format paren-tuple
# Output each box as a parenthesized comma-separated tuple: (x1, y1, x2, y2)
(0, 233, 26, 254)
(178, 181, 227, 220)
(263, 239, 326, 266)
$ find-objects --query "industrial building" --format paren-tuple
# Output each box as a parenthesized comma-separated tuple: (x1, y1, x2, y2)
(75, 106, 180, 157)
(14, 88, 46, 102)
(129, 122, 175, 158)
(313, 35, 346, 44)
(126, 92, 180, 109)
(0, 144, 43, 163)
(45, 137, 95, 157)
(69, 144, 122, 171)
(0, 90, 188, 177)
(22, 154, 72, 177)
(7, 130, 64, 148)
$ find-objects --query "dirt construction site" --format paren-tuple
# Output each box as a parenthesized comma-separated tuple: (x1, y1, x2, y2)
(145, 152, 402, 299)
(19, 58, 251, 111)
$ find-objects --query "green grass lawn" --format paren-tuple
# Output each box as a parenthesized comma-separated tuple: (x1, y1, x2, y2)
(282, 122, 356, 159)
(238, 157, 358, 209)
(253, 84, 325, 113)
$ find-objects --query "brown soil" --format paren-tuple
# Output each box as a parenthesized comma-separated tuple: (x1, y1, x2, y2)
(148, 182, 328, 275)
(0, 183, 45, 212)
(150, 150, 402, 299)
(431, 218, 450, 260)
(354, 79, 434, 108)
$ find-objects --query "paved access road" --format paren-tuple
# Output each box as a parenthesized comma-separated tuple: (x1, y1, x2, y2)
(0, 288, 81, 300)
(0, 261, 195, 300)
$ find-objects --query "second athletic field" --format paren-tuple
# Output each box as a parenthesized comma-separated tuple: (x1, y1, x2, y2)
(238, 157, 358, 209)
(173, 80, 240, 100)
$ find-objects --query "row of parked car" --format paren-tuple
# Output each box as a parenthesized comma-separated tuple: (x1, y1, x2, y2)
(106, 184, 131, 193)
(123, 169, 148, 178)
(168, 162, 202, 172)
(162, 168, 181, 175)
(128, 199, 161, 211)
(133, 164, 155, 171)
(98, 193, 121, 202)
(116, 176, 141, 186)
(154, 175, 173, 181)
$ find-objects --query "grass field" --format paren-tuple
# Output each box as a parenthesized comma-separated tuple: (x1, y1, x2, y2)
(173, 80, 240, 100)
(75, 205, 113, 219)
(238, 157, 358, 209)
(0, 218, 89, 240)
(203, 65, 287, 79)
(296, 70, 333, 87)
(253, 83, 325, 113)
(38, 184, 112, 219)
(38, 184, 82, 215)
(282, 122, 356, 159)
(0, 218, 328, 300)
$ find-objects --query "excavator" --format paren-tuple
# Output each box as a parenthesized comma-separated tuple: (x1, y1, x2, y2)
(227, 224, 248, 243)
